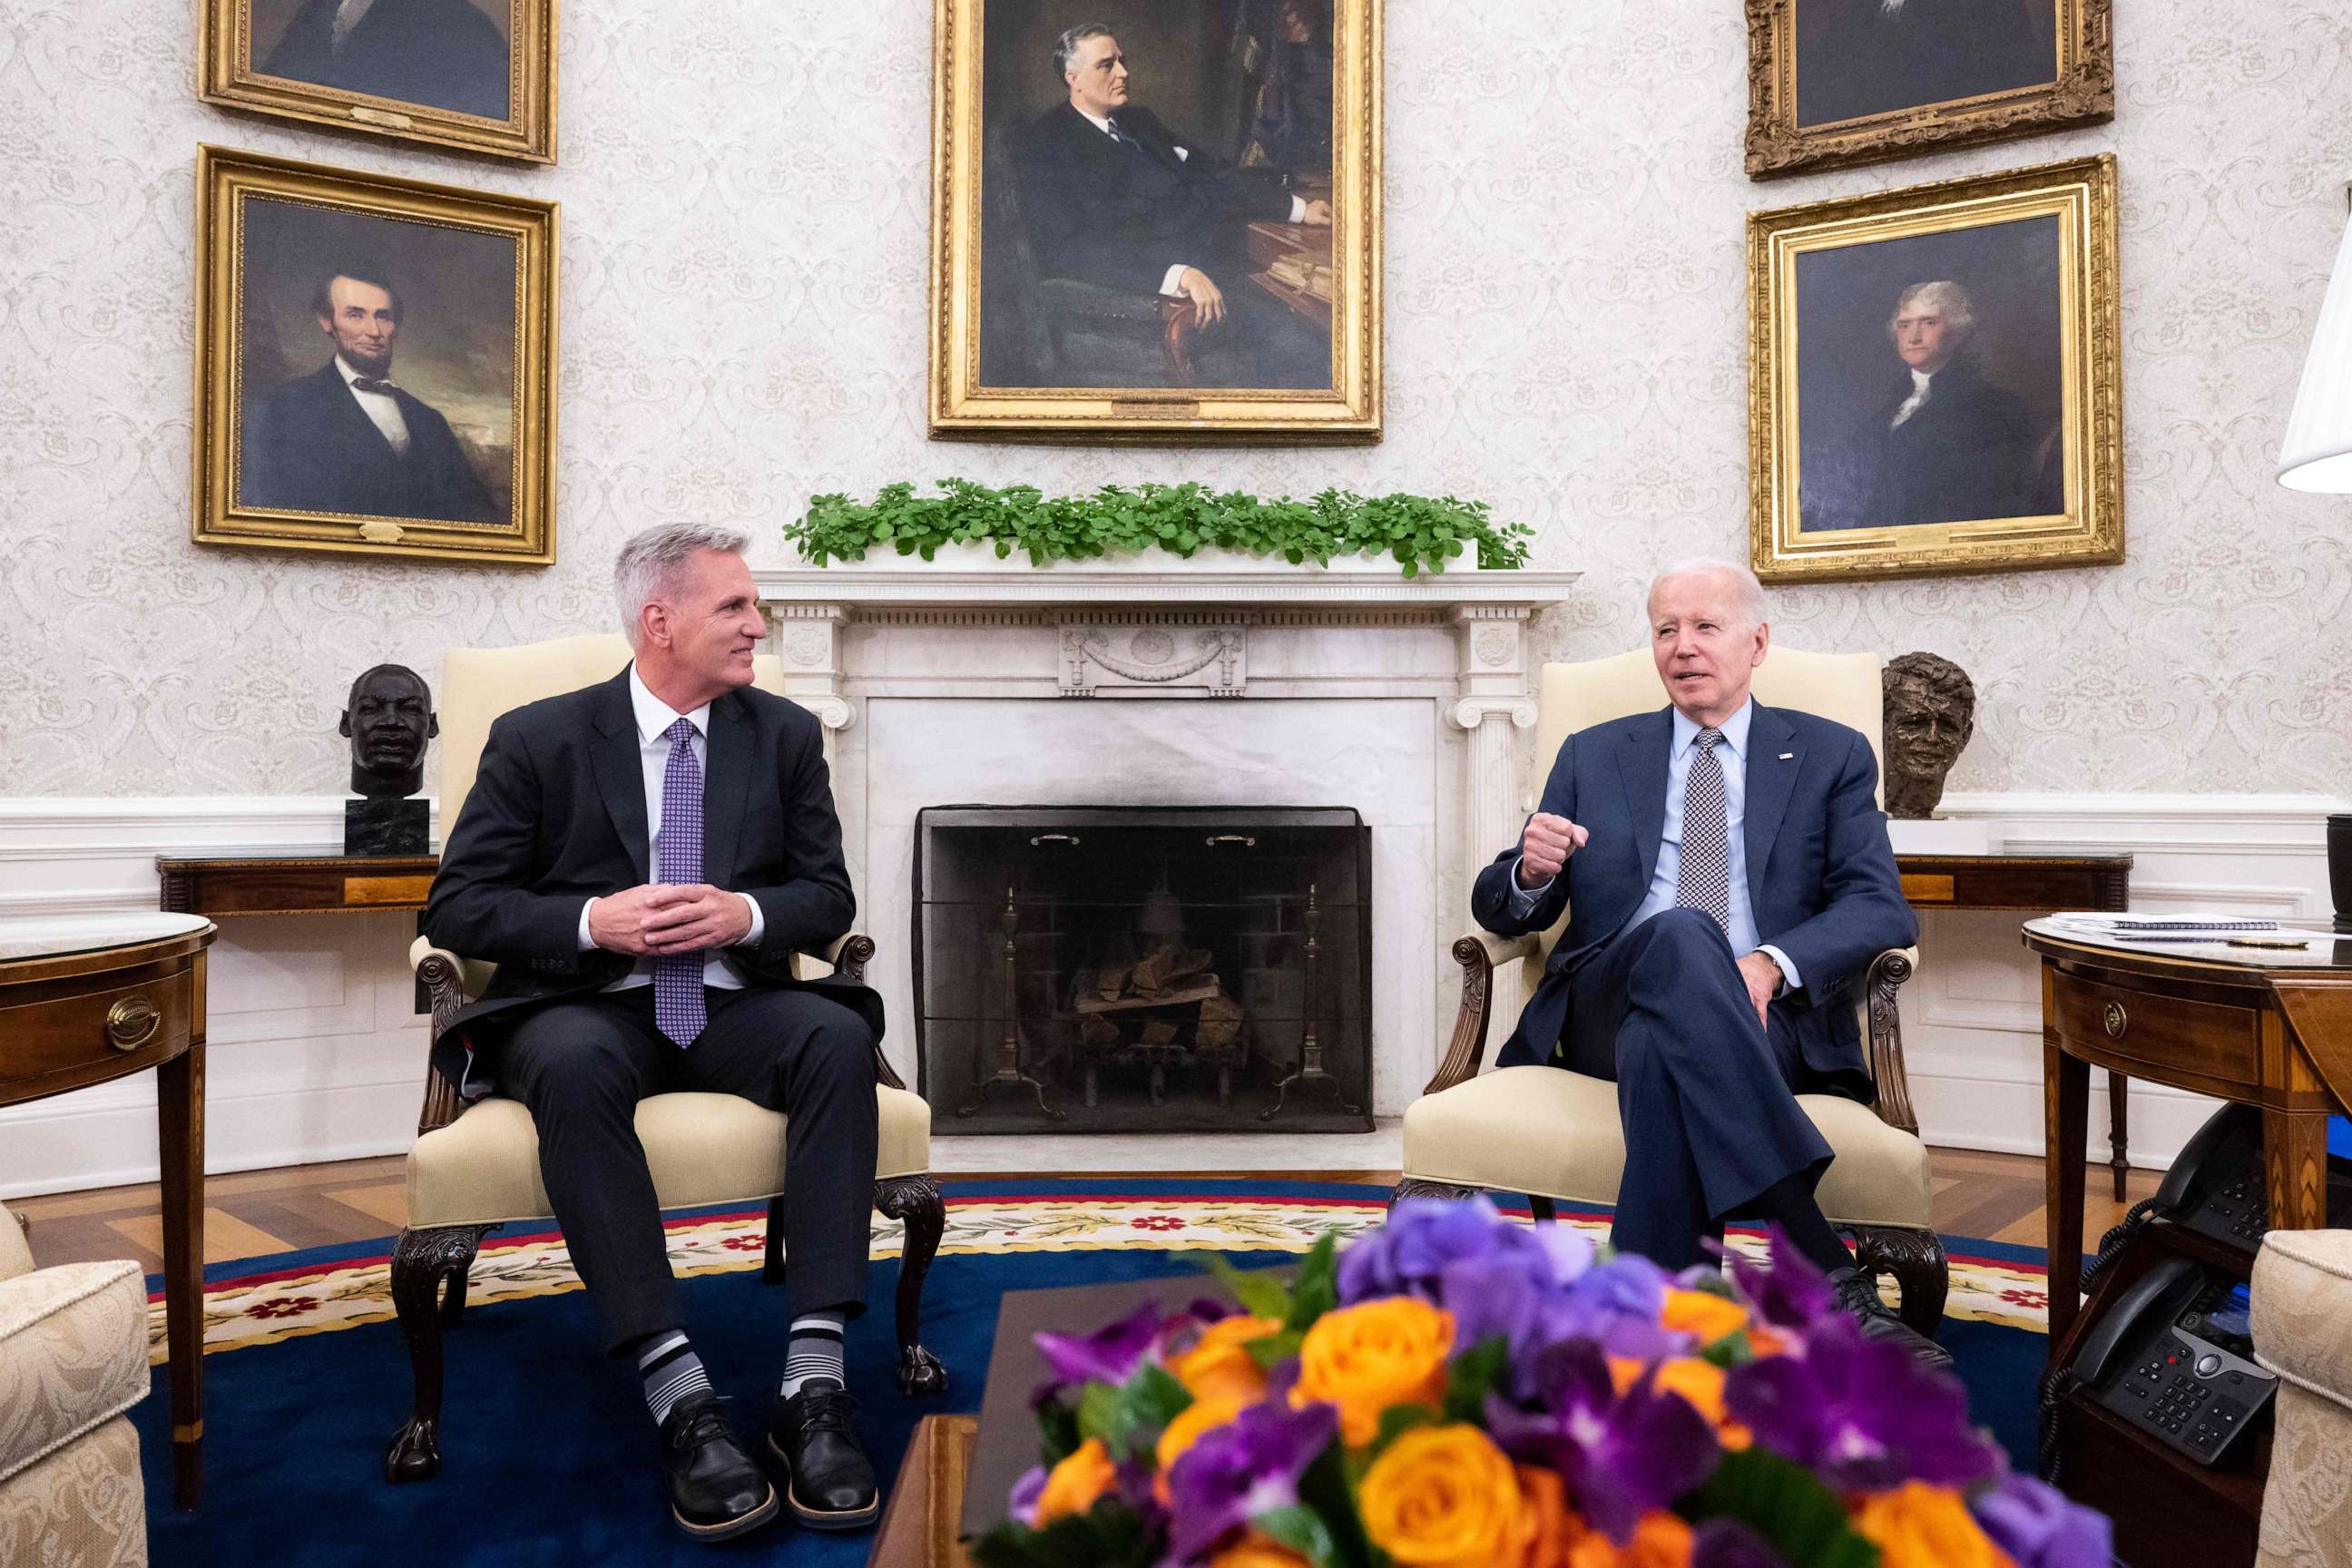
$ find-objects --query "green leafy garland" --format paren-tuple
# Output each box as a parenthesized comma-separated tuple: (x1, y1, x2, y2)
(785, 479, 1532, 578)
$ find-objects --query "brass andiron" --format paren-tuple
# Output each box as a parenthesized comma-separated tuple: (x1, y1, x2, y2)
(956, 883, 1062, 1120)
(1262, 883, 1360, 1121)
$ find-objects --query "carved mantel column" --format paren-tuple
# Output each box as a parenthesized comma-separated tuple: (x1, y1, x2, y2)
(768, 603, 855, 734)
(1449, 607, 1538, 1040)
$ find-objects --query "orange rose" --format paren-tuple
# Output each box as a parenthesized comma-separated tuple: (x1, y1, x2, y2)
(1516, 1465, 1581, 1568)
(1171, 1314, 1282, 1405)
(1661, 1289, 1749, 1345)
(1293, 1298, 1455, 1446)
(1853, 1482, 2016, 1568)
(1033, 1436, 1116, 1525)
(1359, 1426, 1535, 1568)
(1209, 1532, 1314, 1568)
(1565, 1510, 1695, 1568)
(1153, 1394, 1245, 1503)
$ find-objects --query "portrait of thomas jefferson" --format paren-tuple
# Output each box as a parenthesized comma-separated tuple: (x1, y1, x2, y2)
(1802, 279, 2057, 533)
(255, 0, 511, 122)
(1793, 0, 2058, 129)
(240, 261, 503, 524)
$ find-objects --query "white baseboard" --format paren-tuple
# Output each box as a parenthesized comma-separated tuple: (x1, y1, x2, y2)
(0, 789, 2337, 1196)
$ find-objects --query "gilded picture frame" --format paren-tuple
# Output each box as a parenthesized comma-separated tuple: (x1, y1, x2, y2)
(200, 0, 557, 164)
(927, 0, 1382, 445)
(192, 146, 560, 566)
(1744, 0, 2112, 180)
(1748, 154, 2122, 585)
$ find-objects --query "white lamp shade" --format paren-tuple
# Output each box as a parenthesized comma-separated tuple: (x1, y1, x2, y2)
(2279, 213, 2352, 492)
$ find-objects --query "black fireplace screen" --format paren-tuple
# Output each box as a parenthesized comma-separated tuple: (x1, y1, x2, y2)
(913, 806, 1372, 1133)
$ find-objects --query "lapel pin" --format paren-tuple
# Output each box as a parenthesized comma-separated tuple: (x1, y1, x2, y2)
(1779, 752, 1794, 760)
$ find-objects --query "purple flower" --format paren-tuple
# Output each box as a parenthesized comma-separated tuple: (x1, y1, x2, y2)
(1724, 1315, 1999, 1492)
(1032, 1299, 1213, 1402)
(1542, 1252, 1693, 1364)
(1007, 1464, 1047, 1526)
(1969, 1472, 2113, 1568)
(1161, 1396, 1338, 1563)
(1339, 1195, 1594, 1306)
(1485, 1338, 1720, 1543)
(1691, 1518, 1793, 1568)
(1718, 1226, 1837, 1334)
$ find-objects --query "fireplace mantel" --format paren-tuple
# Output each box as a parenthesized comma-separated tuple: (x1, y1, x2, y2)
(752, 564, 1583, 1111)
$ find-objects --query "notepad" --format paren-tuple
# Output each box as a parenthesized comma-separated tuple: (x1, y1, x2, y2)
(2047, 912, 2281, 936)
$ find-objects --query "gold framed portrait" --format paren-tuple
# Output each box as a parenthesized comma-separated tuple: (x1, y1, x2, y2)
(927, 0, 1381, 444)
(200, 0, 557, 164)
(1744, 0, 2112, 180)
(192, 146, 559, 566)
(1748, 154, 2122, 585)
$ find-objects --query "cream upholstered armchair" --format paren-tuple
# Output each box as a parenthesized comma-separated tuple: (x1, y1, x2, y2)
(385, 634, 945, 1485)
(0, 1209, 148, 1566)
(2252, 1228, 2352, 1568)
(1394, 647, 1946, 1332)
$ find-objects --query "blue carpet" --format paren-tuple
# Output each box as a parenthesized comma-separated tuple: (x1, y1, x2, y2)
(132, 1182, 2048, 1565)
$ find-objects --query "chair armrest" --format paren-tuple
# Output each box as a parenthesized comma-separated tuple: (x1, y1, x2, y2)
(791, 932, 874, 986)
(1863, 947, 1920, 1137)
(1426, 930, 1543, 1096)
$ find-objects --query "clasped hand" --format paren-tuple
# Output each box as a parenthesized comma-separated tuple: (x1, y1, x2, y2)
(590, 884, 750, 957)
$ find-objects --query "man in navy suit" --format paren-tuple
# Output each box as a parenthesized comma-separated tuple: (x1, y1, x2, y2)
(1016, 23, 1332, 387)
(240, 266, 501, 524)
(1470, 561, 1941, 1362)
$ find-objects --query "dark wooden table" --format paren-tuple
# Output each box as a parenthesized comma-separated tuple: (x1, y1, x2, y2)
(2024, 922, 2351, 1567)
(158, 848, 437, 917)
(1899, 851, 2136, 1193)
(867, 1416, 976, 1568)
(0, 916, 216, 1509)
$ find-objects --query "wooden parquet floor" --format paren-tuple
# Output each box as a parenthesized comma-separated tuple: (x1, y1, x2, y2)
(6, 1149, 2159, 1273)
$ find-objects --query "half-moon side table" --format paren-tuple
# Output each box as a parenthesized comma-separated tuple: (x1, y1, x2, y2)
(0, 913, 216, 1510)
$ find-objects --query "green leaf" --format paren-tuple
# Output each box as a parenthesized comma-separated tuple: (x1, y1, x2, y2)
(971, 1499, 1157, 1568)
(1254, 1504, 1341, 1568)
(1443, 1335, 1513, 1424)
(1681, 1447, 1881, 1568)
(1036, 1396, 1080, 1466)
(1246, 1327, 1306, 1369)
(1075, 1362, 1194, 1463)
(1284, 1230, 1340, 1332)
(1203, 1253, 1297, 1323)
(1367, 1401, 1436, 1456)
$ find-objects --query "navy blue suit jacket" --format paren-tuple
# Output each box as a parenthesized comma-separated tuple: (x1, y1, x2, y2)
(1469, 702, 1916, 1094)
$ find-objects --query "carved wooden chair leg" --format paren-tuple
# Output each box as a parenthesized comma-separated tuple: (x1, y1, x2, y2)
(1853, 1225, 1949, 1337)
(1527, 1195, 1557, 1224)
(876, 1174, 948, 1397)
(762, 1192, 787, 1285)
(385, 1223, 493, 1483)
(1387, 1177, 1483, 1214)
(438, 1266, 470, 1328)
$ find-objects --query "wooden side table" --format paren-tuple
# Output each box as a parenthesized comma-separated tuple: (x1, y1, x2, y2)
(0, 914, 216, 1509)
(158, 849, 437, 917)
(1898, 851, 2137, 1195)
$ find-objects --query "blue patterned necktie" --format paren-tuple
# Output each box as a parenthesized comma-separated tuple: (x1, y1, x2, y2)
(653, 717, 706, 1047)
(1676, 727, 1732, 936)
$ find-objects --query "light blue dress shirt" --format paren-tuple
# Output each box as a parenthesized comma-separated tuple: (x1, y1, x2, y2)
(1512, 697, 1802, 992)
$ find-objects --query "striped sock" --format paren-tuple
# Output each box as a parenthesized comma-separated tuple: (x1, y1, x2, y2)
(779, 1312, 846, 1400)
(635, 1329, 712, 1427)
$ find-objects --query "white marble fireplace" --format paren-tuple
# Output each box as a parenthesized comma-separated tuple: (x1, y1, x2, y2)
(754, 561, 1582, 1151)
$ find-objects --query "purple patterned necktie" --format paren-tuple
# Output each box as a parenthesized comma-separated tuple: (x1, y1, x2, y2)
(653, 717, 706, 1047)
(1675, 727, 1732, 937)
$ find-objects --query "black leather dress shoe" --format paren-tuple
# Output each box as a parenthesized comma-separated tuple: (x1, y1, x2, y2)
(768, 1379, 880, 1530)
(1829, 1266, 1955, 1370)
(660, 1391, 779, 1543)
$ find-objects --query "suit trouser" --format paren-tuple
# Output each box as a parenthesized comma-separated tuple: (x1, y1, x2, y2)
(1563, 907, 1835, 1272)
(493, 984, 879, 1355)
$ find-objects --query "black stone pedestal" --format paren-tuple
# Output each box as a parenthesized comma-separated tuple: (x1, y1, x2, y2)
(347, 798, 429, 857)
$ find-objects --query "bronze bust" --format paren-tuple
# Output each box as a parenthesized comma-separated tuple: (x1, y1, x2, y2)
(1882, 652, 1975, 820)
(340, 664, 436, 855)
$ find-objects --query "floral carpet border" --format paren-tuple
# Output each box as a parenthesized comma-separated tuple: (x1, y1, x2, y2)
(153, 1193, 2052, 1360)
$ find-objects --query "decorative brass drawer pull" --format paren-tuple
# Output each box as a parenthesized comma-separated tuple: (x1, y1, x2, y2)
(1206, 835, 1257, 848)
(107, 996, 162, 1052)
(1028, 834, 1080, 848)
(2102, 1001, 2127, 1040)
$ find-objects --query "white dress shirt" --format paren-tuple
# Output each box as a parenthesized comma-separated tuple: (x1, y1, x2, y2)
(336, 354, 413, 456)
(1072, 103, 1309, 296)
(1890, 368, 1934, 428)
(1511, 698, 1802, 993)
(573, 665, 766, 991)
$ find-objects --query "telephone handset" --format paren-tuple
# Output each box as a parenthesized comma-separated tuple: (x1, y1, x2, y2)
(2066, 1253, 2275, 1466)
(2148, 1102, 2268, 1250)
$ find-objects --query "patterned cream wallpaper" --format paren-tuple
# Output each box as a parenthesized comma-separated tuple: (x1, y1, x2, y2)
(3, 2, 2350, 797)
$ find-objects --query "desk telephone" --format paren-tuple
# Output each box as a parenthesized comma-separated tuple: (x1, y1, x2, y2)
(2068, 1255, 2274, 1465)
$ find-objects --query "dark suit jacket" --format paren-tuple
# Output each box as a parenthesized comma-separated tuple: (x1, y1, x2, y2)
(260, 0, 510, 121)
(1016, 103, 1294, 297)
(423, 669, 883, 1093)
(1861, 358, 2038, 528)
(241, 363, 499, 524)
(1470, 702, 1916, 1093)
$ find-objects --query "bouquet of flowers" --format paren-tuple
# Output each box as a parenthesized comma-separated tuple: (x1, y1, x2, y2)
(976, 1199, 2109, 1568)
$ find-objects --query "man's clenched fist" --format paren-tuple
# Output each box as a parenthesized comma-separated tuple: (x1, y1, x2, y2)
(1516, 812, 1589, 887)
